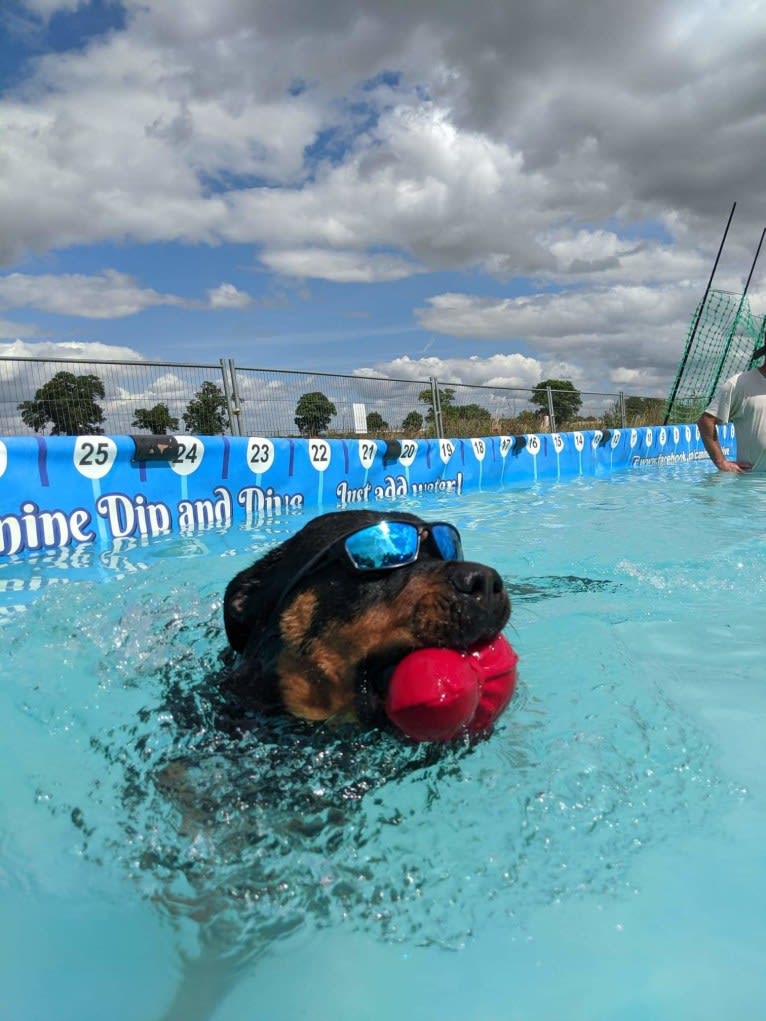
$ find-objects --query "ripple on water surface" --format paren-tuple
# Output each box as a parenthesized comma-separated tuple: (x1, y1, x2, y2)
(2, 481, 736, 963)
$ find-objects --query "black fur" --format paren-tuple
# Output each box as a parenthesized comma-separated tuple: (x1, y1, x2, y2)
(221, 509, 510, 728)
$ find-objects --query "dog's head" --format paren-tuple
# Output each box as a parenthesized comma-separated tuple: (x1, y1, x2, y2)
(222, 509, 510, 727)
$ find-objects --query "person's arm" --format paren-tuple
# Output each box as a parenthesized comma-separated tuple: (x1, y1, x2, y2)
(697, 412, 751, 472)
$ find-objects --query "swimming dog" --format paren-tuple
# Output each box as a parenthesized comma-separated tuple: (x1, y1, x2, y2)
(220, 509, 511, 730)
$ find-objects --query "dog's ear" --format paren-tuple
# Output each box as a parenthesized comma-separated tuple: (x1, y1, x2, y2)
(223, 545, 286, 652)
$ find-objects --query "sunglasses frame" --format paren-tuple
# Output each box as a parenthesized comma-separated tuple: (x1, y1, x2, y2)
(272, 518, 463, 618)
(343, 520, 462, 571)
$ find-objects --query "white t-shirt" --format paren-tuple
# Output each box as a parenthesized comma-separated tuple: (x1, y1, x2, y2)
(705, 367, 766, 470)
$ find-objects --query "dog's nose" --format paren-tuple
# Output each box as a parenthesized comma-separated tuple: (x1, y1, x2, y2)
(449, 562, 505, 603)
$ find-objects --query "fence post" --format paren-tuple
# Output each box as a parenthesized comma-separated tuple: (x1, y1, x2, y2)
(546, 386, 556, 432)
(228, 358, 243, 436)
(430, 376, 444, 439)
(219, 358, 239, 437)
(619, 391, 626, 427)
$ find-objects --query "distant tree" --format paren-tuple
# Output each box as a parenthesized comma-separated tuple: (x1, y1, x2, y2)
(18, 370, 106, 435)
(530, 378, 582, 425)
(401, 410, 424, 435)
(294, 391, 337, 436)
(603, 395, 666, 427)
(449, 402, 492, 426)
(182, 381, 229, 435)
(131, 403, 179, 434)
(417, 388, 491, 434)
(623, 396, 665, 424)
(498, 410, 539, 434)
(366, 411, 389, 432)
(418, 386, 456, 425)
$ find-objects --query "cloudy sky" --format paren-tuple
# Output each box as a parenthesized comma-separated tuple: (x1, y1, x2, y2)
(2, 0, 766, 399)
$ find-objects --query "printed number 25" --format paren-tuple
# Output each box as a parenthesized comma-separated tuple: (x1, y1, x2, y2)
(78, 441, 110, 466)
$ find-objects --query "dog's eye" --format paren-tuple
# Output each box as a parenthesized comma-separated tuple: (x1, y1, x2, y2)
(421, 529, 444, 555)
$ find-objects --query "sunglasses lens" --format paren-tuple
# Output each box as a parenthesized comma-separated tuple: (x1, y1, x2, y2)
(344, 521, 420, 569)
(431, 523, 464, 561)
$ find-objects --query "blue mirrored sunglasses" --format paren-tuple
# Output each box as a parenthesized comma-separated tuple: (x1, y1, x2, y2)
(274, 519, 463, 615)
(343, 520, 463, 570)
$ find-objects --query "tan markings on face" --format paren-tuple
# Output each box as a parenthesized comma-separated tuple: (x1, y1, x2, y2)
(278, 643, 357, 721)
(279, 589, 318, 647)
(275, 573, 454, 721)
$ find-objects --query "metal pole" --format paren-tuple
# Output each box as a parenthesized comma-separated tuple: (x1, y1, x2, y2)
(619, 391, 626, 428)
(664, 201, 737, 423)
(545, 386, 556, 432)
(706, 225, 766, 400)
(228, 358, 244, 436)
(219, 358, 237, 436)
(430, 376, 443, 439)
(751, 317, 766, 365)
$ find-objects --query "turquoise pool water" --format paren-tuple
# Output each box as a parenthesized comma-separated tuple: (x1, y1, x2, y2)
(1, 463, 765, 1021)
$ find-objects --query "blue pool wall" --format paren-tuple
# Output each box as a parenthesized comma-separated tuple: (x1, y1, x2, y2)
(0, 423, 733, 558)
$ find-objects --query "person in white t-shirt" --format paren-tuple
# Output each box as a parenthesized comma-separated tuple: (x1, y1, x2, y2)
(698, 363, 766, 472)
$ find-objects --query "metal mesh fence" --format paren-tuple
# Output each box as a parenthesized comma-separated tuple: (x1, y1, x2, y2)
(231, 367, 439, 438)
(0, 356, 230, 437)
(436, 381, 632, 435)
(0, 354, 669, 438)
(663, 288, 766, 423)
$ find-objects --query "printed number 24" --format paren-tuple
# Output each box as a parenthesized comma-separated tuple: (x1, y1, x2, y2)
(174, 442, 198, 463)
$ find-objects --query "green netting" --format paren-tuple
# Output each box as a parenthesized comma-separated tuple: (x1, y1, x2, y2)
(664, 288, 766, 423)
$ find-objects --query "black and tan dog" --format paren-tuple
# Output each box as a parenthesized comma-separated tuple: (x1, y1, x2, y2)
(220, 509, 510, 730)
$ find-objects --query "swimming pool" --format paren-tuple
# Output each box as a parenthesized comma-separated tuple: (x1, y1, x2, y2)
(2, 461, 764, 1021)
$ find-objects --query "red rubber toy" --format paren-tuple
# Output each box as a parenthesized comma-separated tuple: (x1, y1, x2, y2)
(385, 635, 518, 742)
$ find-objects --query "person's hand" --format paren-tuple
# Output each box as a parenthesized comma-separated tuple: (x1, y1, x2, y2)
(717, 460, 752, 473)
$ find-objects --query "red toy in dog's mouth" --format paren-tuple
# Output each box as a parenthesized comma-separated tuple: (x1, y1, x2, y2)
(384, 635, 518, 742)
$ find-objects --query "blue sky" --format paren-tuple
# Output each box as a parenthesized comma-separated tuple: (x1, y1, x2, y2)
(2, 0, 766, 397)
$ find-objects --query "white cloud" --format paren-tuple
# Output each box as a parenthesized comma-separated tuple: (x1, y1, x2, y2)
(0, 338, 145, 362)
(111, 370, 190, 404)
(206, 283, 253, 309)
(0, 320, 39, 340)
(261, 248, 423, 282)
(3, 0, 766, 395)
(0, 271, 258, 318)
(417, 285, 693, 341)
(22, 0, 83, 16)
(0, 271, 185, 318)
(5, 0, 765, 276)
(354, 352, 554, 390)
(0, 338, 146, 397)
(222, 105, 545, 275)
(414, 283, 699, 393)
